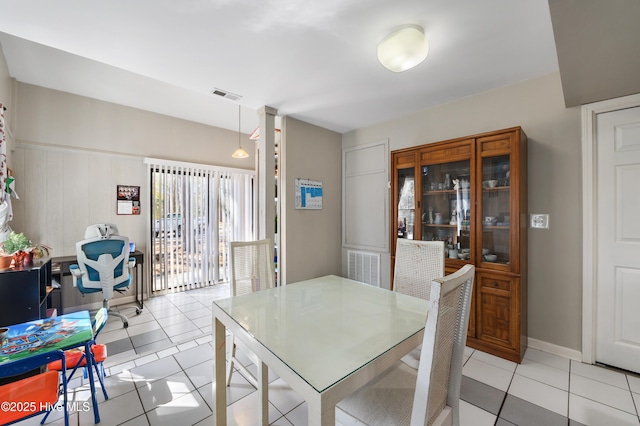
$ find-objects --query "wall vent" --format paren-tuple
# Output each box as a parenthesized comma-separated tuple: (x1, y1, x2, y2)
(210, 88, 242, 101)
(347, 250, 380, 287)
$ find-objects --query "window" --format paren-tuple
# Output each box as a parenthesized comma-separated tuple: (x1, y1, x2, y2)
(145, 159, 254, 292)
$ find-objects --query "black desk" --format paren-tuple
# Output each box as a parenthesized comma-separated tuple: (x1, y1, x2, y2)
(51, 250, 144, 311)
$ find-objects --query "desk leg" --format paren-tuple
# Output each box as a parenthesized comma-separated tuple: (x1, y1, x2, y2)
(135, 262, 144, 310)
(85, 342, 101, 424)
(212, 316, 227, 425)
(257, 361, 268, 426)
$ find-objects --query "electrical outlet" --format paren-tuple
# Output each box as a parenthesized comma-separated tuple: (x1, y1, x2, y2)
(530, 214, 549, 229)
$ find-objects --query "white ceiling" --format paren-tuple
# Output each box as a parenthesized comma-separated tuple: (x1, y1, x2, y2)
(0, 0, 559, 135)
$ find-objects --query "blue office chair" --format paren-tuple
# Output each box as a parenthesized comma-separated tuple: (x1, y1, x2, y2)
(70, 224, 137, 328)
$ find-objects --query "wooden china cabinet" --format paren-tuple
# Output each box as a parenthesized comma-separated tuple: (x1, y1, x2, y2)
(391, 126, 527, 363)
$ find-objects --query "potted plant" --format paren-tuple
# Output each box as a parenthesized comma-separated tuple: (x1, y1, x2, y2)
(1, 232, 51, 267)
(0, 246, 11, 268)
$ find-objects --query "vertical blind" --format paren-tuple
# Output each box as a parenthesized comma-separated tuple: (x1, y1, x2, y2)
(145, 159, 254, 292)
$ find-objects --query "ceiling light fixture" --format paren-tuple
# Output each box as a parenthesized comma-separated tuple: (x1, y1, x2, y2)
(232, 105, 249, 159)
(377, 24, 429, 73)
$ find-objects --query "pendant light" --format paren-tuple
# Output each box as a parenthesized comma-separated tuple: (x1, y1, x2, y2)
(232, 105, 249, 159)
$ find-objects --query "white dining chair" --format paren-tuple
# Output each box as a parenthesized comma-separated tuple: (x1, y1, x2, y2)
(394, 239, 445, 369)
(226, 238, 275, 387)
(394, 239, 445, 299)
(336, 264, 475, 426)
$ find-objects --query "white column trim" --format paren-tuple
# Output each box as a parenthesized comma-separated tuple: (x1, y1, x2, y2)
(256, 106, 277, 241)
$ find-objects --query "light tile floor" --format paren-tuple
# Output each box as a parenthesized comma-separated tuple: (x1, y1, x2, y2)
(14, 284, 640, 426)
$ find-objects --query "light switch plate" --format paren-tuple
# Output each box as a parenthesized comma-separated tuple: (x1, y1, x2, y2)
(530, 214, 549, 229)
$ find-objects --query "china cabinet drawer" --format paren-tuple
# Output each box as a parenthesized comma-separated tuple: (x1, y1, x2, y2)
(479, 274, 513, 292)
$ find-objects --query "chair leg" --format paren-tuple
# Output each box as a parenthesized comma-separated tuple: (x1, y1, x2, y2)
(60, 361, 69, 426)
(103, 299, 128, 328)
(226, 338, 236, 386)
(226, 335, 261, 389)
(90, 355, 109, 401)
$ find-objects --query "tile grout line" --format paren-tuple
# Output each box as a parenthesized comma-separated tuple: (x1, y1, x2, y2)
(567, 358, 572, 420)
(626, 375, 640, 418)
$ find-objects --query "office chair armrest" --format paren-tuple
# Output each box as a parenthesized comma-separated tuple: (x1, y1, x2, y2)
(128, 257, 136, 269)
(69, 264, 83, 287)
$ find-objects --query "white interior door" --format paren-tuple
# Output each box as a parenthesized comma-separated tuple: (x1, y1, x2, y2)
(595, 106, 640, 372)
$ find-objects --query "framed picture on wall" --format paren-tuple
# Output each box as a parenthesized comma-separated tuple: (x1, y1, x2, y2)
(117, 185, 141, 215)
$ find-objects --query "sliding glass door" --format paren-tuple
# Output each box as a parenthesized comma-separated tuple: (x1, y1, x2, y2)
(147, 159, 254, 292)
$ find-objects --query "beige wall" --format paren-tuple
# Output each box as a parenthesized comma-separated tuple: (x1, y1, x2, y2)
(280, 116, 342, 284)
(9, 82, 254, 259)
(0, 43, 15, 164)
(343, 72, 583, 352)
(15, 83, 255, 167)
(0, 43, 11, 111)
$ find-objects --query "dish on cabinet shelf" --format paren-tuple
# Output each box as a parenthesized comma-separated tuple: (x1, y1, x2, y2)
(484, 254, 498, 262)
(484, 217, 498, 226)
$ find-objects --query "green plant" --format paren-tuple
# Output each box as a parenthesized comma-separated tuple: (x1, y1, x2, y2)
(2, 232, 32, 254)
(31, 243, 51, 258)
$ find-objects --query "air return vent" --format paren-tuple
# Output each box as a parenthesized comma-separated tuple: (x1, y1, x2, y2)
(347, 250, 380, 287)
(211, 88, 242, 101)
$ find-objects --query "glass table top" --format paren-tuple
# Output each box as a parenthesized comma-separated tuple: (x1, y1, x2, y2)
(214, 275, 429, 393)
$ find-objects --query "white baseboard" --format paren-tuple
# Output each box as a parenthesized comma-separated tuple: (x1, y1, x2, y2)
(110, 295, 137, 306)
(528, 337, 582, 362)
(62, 295, 138, 314)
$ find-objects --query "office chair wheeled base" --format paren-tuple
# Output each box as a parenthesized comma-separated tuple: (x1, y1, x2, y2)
(104, 299, 129, 328)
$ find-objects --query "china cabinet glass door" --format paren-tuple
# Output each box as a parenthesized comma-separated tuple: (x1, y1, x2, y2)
(480, 154, 511, 265)
(396, 167, 415, 240)
(421, 160, 472, 260)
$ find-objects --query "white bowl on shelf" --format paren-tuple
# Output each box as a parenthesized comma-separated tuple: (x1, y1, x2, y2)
(484, 254, 498, 262)
(484, 217, 498, 226)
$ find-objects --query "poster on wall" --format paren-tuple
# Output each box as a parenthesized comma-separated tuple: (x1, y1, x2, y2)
(295, 179, 323, 210)
(117, 185, 141, 215)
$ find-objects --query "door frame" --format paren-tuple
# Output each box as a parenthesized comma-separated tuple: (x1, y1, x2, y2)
(582, 92, 640, 364)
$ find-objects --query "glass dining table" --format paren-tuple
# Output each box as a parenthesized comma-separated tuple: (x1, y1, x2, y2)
(211, 275, 430, 426)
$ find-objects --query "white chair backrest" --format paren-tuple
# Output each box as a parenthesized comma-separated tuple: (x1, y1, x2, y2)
(411, 264, 475, 426)
(229, 239, 275, 296)
(93, 307, 109, 336)
(83, 223, 119, 239)
(75, 234, 131, 299)
(394, 239, 444, 300)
